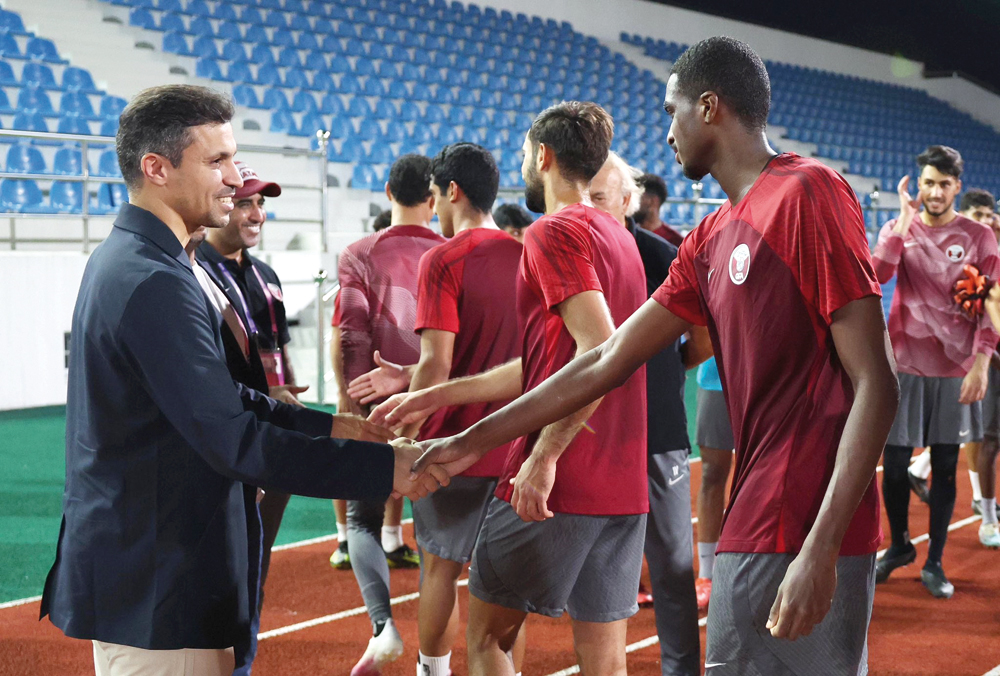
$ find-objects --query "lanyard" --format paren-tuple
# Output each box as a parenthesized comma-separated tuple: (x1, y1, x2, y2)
(250, 264, 281, 341)
(216, 262, 260, 335)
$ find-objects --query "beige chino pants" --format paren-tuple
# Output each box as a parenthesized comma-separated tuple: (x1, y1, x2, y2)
(93, 640, 235, 676)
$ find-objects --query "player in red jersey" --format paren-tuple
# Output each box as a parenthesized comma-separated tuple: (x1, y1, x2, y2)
(372, 101, 649, 676)
(397, 143, 526, 676)
(406, 38, 899, 676)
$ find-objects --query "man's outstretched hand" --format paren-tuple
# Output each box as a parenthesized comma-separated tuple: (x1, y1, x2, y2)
(391, 437, 450, 500)
(270, 384, 309, 407)
(766, 548, 838, 641)
(347, 351, 410, 404)
(368, 386, 447, 430)
(330, 414, 395, 444)
(410, 435, 485, 480)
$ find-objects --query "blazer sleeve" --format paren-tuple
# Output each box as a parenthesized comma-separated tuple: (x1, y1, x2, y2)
(119, 271, 393, 502)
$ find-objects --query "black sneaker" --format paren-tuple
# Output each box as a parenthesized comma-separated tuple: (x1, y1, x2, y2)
(920, 562, 954, 598)
(908, 472, 930, 504)
(385, 543, 421, 569)
(875, 544, 916, 583)
(329, 540, 351, 570)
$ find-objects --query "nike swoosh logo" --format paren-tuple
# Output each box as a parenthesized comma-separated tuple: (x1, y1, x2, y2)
(707, 268, 715, 283)
(960, 429, 970, 435)
(705, 663, 727, 669)
(668, 475, 686, 487)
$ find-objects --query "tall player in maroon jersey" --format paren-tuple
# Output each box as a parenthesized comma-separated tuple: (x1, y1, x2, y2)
(372, 102, 649, 676)
(401, 144, 526, 676)
(407, 38, 899, 675)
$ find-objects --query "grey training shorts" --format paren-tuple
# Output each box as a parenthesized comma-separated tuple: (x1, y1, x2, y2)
(468, 497, 646, 623)
(705, 552, 875, 676)
(696, 387, 734, 451)
(887, 372, 983, 447)
(412, 475, 497, 564)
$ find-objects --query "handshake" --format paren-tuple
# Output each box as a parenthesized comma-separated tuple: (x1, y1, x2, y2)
(330, 413, 480, 502)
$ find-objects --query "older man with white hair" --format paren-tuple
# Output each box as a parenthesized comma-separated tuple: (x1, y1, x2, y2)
(589, 152, 710, 676)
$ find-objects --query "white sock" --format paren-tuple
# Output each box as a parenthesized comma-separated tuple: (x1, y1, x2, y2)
(382, 525, 403, 552)
(983, 498, 998, 525)
(970, 470, 983, 501)
(337, 522, 348, 544)
(698, 541, 718, 580)
(417, 651, 451, 676)
(909, 449, 931, 480)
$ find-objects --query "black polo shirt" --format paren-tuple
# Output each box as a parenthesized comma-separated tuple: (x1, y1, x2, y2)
(626, 217, 691, 454)
(196, 243, 291, 353)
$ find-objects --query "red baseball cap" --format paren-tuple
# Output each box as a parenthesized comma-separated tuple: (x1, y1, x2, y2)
(235, 161, 282, 199)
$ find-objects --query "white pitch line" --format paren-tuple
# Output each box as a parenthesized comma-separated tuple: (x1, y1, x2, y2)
(272, 518, 413, 552)
(0, 594, 42, 609)
(981, 665, 1000, 676)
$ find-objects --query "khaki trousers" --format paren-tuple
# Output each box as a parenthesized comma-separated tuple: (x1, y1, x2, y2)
(93, 641, 235, 676)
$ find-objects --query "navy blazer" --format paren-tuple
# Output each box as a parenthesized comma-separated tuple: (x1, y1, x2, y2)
(41, 204, 393, 656)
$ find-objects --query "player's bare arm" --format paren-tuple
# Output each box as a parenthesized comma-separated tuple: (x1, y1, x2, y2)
(767, 296, 899, 641)
(331, 325, 362, 415)
(369, 358, 523, 428)
(681, 325, 714, 368)
(960, 353, 990, 404)
(347, 350, 416, 405)
(397, 329, 456, 438)
(412, 299, 693, 477)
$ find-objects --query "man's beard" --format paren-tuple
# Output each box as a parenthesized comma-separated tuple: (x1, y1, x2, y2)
(524, 164, 546, 214)
(924, 198, 954, 218)
(634, 206, 651, 223)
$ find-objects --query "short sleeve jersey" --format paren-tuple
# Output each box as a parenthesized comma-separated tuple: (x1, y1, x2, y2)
(496, 203, 649, 515)
(415, 228, 523, 477)
(336, 225, 446, 385)
(652, 154, 883, 555)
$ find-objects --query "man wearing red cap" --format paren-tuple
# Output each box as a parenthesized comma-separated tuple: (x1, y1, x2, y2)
(197, 160, 303, 608)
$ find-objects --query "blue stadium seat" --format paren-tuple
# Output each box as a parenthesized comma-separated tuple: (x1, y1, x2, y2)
(213, 2, 238, 20)
(313, 18, 335, 34)
(327, 115, 351, 139)
(21, 62, 58, 89)
(410, 125, 433, 144)
(423, 104, 445, 124)
(0, 33, 22, 57)
(59, 92, 96, 118)
(162, 31, 192, 55)
(345, 37, 367, 57)
(192, 35, 219, 59)
(52, 147, 85, 176)
(272, 29, 295, 48)
(262, 87, 290, 110)
(159, 13, 186, 32)
(410, 82, 431, 101)
(96, 149, 122, 177)
(399, 100, 419, 122)
(50, 180, 83, 213)
(351, 164, 379, 189)
(251, 44, 276, 66)
(99, 96, 127, 119)
(258, 0, 282, 9)
(334, 137, 365, 163)
(157, 0, 182, 12)
(0, 8, 29, 34)
(455, 88, 477, 106)
(269, 108, 296, 134)
(195, 57, 223, 80)
(296, 31, 319, 51)
(291, 90, 318, 113)
(347, 96, 373, 117)
(256, 64, 283, 87)
(187, 0, 212, 16)
(304, 50, 328, 72)
(438, 126, 458, 144)
(240, 7, 264, 23)
(16, 87, 53, 114)
(0, 61, 16, 87)
(217, 23, 241, 41)
(368, 143, 393, 165)
(384, 123, 406, 143)
(387, 80, 409, 98)
(26, 37, 67, 64)
(328, 55, 350, 73)
(129, 7, 156, 28)
(244, 24, 269, 43)
(284, 68, 309, 89)
(0, 179, 44, 212)
(363, 78, 385, 97)
(464, 128, 484, 145)
(471, 109, 493, 128)
(278, 46, 302, 68)
(298, 111, 327, 137)
(357, 118, 381, 141)
(319, 93, 345, 116)
(374, 99, 397, 119)
(447, 107, 468, 126)
(309, 71, 333, 91)
(230, 83, 262, 108)
(338, 74, 361, 94)
(99, 118, 119, 136)
(226, 60, 254, 83)
(222, 41, 248, 62)
(304, 1, 328, 17)
(94, 183, 129, 215)
(6, 145, 45, 173)
(265, 11, 289, 28)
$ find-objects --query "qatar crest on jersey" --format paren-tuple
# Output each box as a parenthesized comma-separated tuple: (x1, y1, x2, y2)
(945, 244, 966, 263)
(729, 243, 751, 285)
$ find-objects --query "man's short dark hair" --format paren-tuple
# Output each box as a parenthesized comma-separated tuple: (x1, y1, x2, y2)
(430, 143, 499, 214)
(387, 154, 433, 207)
(116, 85, 235, 191)
(917, 145, 964, 179)
(527, 101, 614, 183)
(960, 189, 996, 213)
(493, 203, 534, 230)
(670, 36, 770, 131)
(372, 209, 391, 231)
(638, 173, 668, 203)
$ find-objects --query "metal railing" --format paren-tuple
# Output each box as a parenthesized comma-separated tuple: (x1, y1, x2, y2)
(0, 129, 333, 253)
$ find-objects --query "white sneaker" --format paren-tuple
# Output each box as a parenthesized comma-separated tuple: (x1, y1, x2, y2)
(979, 522, 1000, 549)
(351, 619, 404, 676)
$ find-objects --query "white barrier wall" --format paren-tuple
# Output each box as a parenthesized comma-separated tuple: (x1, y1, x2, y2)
(0, 252, 88, 410)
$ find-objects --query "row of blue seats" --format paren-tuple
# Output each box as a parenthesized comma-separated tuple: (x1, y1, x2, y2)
(0, 10, 30, 36)
(0, 112, 118, 137)
(0, 179, 127, 214)
(0, 89, 124, 120)
(117, 0, 573, 33)
(2, 145, 121, 176)
(0, 34, 65, 64)
(0, 62, 103, 93)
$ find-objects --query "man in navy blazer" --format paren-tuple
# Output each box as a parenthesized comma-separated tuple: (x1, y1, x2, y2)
(40, 85, 443, 676)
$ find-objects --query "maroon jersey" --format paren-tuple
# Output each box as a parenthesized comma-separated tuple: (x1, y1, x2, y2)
(496, 203, 648, 515)
(653, 154, 883, 555)
(653, 222, 685, 247)
(336, 225, 445, 385)
(415, 228, 524, 477)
